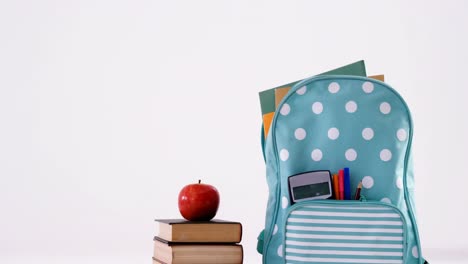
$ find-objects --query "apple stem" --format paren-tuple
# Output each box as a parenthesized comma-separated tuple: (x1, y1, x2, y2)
(198, 179, 201, 184)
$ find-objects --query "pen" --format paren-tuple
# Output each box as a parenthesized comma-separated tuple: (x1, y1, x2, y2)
(338, 169, 344, 200)
(354, 182, 362, 200)
(344, 167, 351, 200)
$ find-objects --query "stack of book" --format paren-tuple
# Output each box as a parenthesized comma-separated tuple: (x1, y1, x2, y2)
(152, 219, 243, 264)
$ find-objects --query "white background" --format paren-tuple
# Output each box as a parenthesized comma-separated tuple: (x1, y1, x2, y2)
(1, 0, 468, 263)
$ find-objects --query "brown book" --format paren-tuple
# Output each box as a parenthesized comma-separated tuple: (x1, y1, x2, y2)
(155, 219, 242, 243)
(153, 237, 243, 264)
(152, 257, 165, 264)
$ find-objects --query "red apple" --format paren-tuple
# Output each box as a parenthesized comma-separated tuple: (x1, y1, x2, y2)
(178, 180, 220, 221)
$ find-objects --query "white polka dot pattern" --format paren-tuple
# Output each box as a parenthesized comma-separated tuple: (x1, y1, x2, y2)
(345, 148, 357, 161)
(312, 102, 323, 114)
(345, 101, 358, 113)
(380, 149, 392, 161)
(396, 177, 404, 189)
(294, 128, 306, 140)
(380, 102, 391, 114)
(273, 224, 278, 235)
(362, 128, 374, 140)
(381, 197, 391, 204)
(362, 81, 374, 93)
(277, 244, 283, 257)
(269, 78, 416, 263)
(280, 149, 289, 161)
(311, 149, 323, 161)
(280, 103, 290, 115)
(296, 86, 306, 95)
(362, 176, 374, 189)
(412, 246, 419, 258)
(397, 128, 407, 141)
(328, 82, 340, 93)
(328, 127, 340, 140)
(281, 196, 288, 209)
(276, 80, 409, 186)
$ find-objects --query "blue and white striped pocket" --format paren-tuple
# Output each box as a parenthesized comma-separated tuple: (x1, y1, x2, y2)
(284, 201, 406, 264)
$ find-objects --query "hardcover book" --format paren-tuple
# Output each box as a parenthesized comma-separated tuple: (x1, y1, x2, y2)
(153, 236, 243, 264)
(154, 219, 242, 243)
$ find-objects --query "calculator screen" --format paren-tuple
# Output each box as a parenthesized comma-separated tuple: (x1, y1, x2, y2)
(292, 182, 331, 200)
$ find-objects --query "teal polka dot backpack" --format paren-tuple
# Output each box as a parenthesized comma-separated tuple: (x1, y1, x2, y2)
(258, 75, 428, 264)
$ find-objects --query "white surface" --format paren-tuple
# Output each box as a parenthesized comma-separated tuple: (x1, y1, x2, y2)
(1, 0, 468, 262)
(2, 250, 468, 264)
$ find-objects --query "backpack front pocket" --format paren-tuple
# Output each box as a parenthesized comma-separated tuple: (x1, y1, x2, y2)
(283, 201, 406, 264)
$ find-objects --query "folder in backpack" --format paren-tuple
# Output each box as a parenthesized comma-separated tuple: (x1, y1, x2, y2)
(259, 60, 367, 139)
